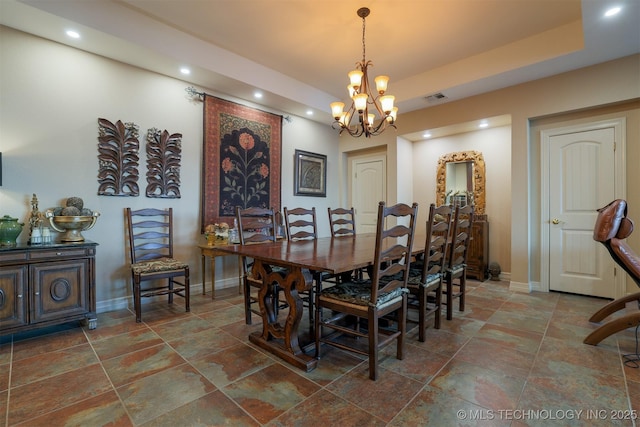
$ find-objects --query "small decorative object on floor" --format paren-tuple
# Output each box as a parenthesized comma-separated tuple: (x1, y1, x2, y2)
(488, 262, 501, 281)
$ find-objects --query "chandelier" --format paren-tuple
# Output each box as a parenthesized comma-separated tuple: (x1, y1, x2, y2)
(330, 7, 397, 138)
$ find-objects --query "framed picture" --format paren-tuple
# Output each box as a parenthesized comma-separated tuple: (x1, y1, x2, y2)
(294, 149, 326, 197)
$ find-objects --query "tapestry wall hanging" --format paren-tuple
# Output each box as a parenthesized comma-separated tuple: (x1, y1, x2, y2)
(202, 95, 282, 231)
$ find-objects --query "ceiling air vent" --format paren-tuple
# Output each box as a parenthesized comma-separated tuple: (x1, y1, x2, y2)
(425, 92, 448, 103)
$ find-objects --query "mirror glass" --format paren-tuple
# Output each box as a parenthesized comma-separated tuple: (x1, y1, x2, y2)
(436, 150, 486, 215)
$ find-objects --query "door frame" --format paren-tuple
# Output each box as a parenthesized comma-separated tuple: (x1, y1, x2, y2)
(539, 117, 626, 296)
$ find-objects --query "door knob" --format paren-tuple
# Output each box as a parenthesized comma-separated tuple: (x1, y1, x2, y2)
(552, 218, 560, 224)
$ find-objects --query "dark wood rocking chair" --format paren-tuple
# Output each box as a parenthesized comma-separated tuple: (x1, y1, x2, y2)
(584, 199, 640, 345)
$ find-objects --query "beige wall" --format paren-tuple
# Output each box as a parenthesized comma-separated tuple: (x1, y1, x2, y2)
(340, 54, 639, 293)
(411, 125, 512, 275)
(0, 26, 340, 311)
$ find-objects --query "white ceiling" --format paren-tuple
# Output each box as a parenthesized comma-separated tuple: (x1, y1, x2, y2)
(1, 0, 639, 138)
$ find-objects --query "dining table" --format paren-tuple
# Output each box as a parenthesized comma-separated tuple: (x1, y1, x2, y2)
(215, 232, 425, 371)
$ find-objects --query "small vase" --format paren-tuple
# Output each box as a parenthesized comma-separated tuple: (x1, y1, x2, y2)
(0, 215, 24, 247)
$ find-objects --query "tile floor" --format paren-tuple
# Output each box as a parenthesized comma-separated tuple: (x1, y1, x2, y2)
(1, 279, 639, 426)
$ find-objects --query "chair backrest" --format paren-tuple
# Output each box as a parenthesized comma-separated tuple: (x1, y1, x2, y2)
(419, 204, 453, 282)
(283, 207, 318, 241)
(126, 207, 174, 264)
(328, 207, 356, 237)
(369, 202, 419, 302)
(593, 199, 640, 287)
(447, 204, 474, 269)
(235, 206, 278, 245)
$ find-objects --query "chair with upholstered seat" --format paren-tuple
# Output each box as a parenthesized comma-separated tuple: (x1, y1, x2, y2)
(237, 206, 287, 325)
(125, 207, 190, 323)
(443, 204, 474, 320)
(283, 206, 326, 321)
(407, 203, 452, 341)
(315, 201, 418, 380)
(584, 199, 640, 345)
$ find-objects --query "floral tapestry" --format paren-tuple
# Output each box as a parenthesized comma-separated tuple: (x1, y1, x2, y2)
(201, 95, 282, 231)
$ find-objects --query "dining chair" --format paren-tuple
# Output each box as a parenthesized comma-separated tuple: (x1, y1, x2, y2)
(406, 203, 452, 341)
(236, 206, 287, 325)
(328, 207, 357, 237)
(315, 201, 418, 380)
(125, 207, 190, 323)
(283, 206, 324, 320)
(444, 204, 474, 320)
(328, 207, 364, 281)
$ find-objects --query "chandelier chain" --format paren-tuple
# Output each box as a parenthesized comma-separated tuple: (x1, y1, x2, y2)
(361, 13, 367, 64)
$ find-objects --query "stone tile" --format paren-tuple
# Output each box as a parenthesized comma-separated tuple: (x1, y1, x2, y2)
(270, 389, 386, 426)
(117, 363, 216, 425)
(224, 363, 320, 424)
(11, 343, 99, 387)
(8, 364, 112, 425)
(455, 337, 536, 378)
(102, 343, 186, 387)
(327, 364, 424, 422)
(15, 390, 132, 427)
(91, 327, 163, 361)
(430, 359, 526, 411)
(141, 390, 259, 427)
(389, 385, 510, 427)
(190, 342, 274, 388)
(168, 327, 240, 361)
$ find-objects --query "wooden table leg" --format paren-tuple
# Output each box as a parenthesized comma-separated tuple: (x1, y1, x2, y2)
(248, 259, 317, 372)
(210, 255, 216, 299)
(201, 254, 206, 295)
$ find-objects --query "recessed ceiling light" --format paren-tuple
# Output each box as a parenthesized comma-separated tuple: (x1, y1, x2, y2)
(604, 7, 621, 17)
(306, 110, 313, 116)
(423, 132, 432, 138)
(66, 30, 80, 39)
(180, 67, 191, 75)
(254, 92, 263, 99)
(479, 122, 489, 128)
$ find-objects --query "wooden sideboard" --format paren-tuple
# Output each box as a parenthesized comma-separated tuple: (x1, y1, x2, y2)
(467, 215, 489, 281)
(0, 241, 97, 335)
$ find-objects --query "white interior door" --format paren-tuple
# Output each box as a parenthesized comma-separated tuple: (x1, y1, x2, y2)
(546, 127, 617, 298)
(351, 156, 386, 233)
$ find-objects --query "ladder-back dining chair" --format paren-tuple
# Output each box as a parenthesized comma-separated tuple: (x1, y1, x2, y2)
(125, 207, 190, 323)
(444, 204, 474, 320)
(236, 206, 287, 325)
(328, 207, 364, 281)
(315, 201, 418, 380)
(407, 203, 452, 341)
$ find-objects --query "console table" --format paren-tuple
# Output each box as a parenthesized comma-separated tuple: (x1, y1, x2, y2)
(198, 243, 242, 299)
(0, 241, 97, 335)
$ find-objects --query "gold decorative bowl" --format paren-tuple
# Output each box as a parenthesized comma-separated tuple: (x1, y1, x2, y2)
(46, 211, 100, 242)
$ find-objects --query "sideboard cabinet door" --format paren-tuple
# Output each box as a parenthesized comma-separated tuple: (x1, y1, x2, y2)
(0, 266, 28, 329)
(30, 260, 89, 323)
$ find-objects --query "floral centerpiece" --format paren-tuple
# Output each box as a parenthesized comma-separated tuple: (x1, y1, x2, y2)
(205, 222, 229, 245)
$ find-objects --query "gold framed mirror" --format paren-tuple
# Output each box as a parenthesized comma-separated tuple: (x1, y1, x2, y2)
(435, 150, 486, 215)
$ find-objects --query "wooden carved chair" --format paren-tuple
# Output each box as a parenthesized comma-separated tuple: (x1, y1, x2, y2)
(444, 204, 474, 320)
(125, 208, 190, 323)
(315, 201, 418, 380)
(236, 206, 286, 325)
(407, 204, 453, 341)
(328, 207, 363, 281)
(283, 206, 324, 320)
(584, 199, 640, 345)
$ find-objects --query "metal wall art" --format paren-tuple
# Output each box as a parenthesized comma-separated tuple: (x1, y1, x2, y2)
(145, 128, 182, 198)
(97, 118, 140, 196)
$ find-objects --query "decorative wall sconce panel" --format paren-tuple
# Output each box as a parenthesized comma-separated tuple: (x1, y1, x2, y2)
(97, 118, 140, 196)
(145, 128, 182, 198)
